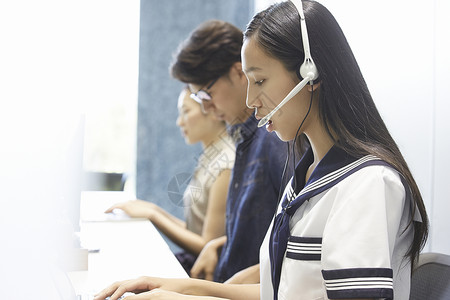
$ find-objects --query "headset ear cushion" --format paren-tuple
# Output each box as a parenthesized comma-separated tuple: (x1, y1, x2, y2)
(296, 64, 320, 84)
(296, 62, 320, 82)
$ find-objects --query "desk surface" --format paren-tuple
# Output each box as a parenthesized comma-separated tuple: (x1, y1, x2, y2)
(68, 191, 188, 295)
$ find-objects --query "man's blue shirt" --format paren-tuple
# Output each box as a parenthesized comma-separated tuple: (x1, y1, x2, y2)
(213, 114, 287, 282)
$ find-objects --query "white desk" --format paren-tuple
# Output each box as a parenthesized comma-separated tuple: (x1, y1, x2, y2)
(68, 191, 188, 295)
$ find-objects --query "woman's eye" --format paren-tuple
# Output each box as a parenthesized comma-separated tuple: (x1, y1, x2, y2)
(255, 79, 265, 86)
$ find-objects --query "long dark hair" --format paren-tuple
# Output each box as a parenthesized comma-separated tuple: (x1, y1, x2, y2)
(244, 0, 428, 268)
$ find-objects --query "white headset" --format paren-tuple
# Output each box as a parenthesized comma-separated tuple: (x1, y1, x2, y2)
(258, 0, 319, 128)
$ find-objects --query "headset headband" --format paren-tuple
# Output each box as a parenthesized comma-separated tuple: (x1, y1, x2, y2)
(290, 0, 319, 83)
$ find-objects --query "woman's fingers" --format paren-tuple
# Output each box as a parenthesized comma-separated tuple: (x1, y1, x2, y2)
(94, 277, 158, 300)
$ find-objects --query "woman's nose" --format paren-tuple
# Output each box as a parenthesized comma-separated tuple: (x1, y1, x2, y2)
(246, 87, 262, 109)
(176, 115, 183, 127)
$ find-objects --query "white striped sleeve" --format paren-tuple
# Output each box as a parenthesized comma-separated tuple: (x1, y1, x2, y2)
(320, 166, 406, 300)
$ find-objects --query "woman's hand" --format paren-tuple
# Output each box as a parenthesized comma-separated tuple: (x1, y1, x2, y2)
(93, 277, 231, 300)
(190, 236, 226, 280)
(105, 200, 156, 220)
(118, 289, 229, 300)
(97, 289, 192, 300)
(93, 275, 254, 300)
(94, 276, 161, 300)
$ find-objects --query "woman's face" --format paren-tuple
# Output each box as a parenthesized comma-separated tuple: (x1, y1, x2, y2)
(176, 89, 223, 145)
(242, 37, 314, 141)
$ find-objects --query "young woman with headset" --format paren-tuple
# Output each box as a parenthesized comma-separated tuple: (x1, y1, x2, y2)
(95, 1, 428, 299)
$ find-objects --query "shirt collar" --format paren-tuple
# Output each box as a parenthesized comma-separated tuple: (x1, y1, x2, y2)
(227, 113, 258, 144)
(293, 145, 358, 195)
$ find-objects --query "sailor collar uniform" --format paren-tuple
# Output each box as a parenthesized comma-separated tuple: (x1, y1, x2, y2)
(260, 146, 416, 300)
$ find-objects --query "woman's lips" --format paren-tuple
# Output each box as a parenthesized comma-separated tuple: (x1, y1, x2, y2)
(266, 120, 274, 132)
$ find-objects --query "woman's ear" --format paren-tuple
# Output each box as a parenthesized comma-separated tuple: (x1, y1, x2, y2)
(307, 82, 321, 92)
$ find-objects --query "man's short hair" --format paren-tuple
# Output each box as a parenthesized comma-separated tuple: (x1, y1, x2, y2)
(170, 20, 243, 86)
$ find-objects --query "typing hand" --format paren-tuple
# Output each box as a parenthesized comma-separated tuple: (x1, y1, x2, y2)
(104, 200, 156, 219)
(94, 277, 196, 300)
(190, 237, 225, 281)
(93, 276, 159, 300)
(108, 289, 193, 300)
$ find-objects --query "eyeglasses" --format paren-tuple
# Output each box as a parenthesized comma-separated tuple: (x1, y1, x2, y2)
(190, 78, 219, 112)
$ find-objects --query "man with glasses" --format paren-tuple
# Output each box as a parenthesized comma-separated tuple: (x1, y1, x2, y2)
(170, 20, 286, 283)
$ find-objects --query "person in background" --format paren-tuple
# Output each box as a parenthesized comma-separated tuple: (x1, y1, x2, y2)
(106, 87, 235, 275)
(170, 19, 287, 283)
(95, 1, 428, 299)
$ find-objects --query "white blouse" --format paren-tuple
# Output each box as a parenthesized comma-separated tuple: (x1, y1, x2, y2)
(260, 162, 415, 300)
(183, 135, 235, 235)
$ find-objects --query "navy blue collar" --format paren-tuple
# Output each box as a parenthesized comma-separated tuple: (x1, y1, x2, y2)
(290, 145, 357, 200)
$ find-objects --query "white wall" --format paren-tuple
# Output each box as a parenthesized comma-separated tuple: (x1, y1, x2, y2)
(77, 0, 139, 177)
(254, 0, 450, 254)
(431, 0, 450, 254)
(0, 1, 139, 297)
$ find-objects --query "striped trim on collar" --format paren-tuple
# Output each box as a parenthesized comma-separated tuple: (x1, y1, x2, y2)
(289, 155, 381, 201)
